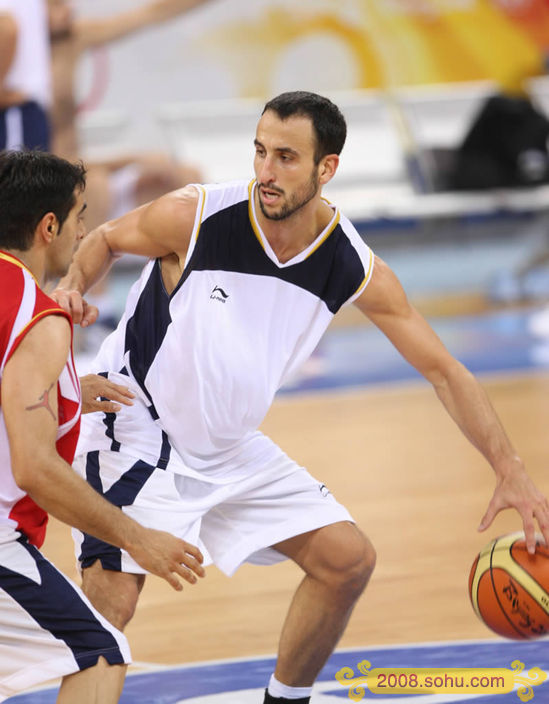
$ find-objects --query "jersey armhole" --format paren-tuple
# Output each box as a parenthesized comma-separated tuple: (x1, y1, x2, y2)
(183, 185, 206, 269)
(344, 248, 375, 307)
(2, 309, 71, 373)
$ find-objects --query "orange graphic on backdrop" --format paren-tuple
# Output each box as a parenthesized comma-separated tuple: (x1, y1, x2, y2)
(494, 0, 549, 51)
(195, 0, 549, 95)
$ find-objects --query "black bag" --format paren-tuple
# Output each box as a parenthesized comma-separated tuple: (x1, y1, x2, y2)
(450, 93, 549, 190)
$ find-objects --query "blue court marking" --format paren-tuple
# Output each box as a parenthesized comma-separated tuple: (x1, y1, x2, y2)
(280, 306, 549, 394)
(8, 639, 549, 702)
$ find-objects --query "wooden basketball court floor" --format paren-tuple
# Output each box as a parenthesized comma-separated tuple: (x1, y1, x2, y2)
(9, 296, 546, 702)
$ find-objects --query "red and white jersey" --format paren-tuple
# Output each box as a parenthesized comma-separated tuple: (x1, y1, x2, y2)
(0, 252, 81, 547)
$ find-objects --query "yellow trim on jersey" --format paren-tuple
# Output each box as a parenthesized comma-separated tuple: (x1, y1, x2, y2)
(14, 308, 70, 345)
(0, 251, 38, 284)
(307, 209, 340, 257)
(248, 180, 341, 261)
(192, 185, 207, 245)
(248, 180, 265, 252)
(6, 308, 72, 371)
(351, 249, 375, 300)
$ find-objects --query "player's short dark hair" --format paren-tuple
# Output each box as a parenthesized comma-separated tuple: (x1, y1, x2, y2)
(0, 149, 86, 251)
(262, 91, 347, 163)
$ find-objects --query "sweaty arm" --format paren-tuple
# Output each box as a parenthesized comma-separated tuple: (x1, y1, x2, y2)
(3, 314, 204, 589)
(354, 256, 549, 552)
(52, 185, 199, 325)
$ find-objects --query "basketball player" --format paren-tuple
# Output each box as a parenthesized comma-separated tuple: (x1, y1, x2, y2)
(52, 92, 549, 704)
(0, 0, 52, 151)
(0, 149, 204, 703)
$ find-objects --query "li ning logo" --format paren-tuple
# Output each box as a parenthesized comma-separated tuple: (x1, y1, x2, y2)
(210, 286, 229, 303)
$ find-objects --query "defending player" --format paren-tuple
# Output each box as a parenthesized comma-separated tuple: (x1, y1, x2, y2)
(0, 149, 204, 703)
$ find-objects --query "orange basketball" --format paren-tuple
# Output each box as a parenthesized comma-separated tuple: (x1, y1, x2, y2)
(469, 532, 549, 640)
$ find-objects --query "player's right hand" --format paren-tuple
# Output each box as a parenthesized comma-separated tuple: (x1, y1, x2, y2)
(129, 528, 205, 591)
(478, 466, 549, 555)
(50, 288, 98, 327)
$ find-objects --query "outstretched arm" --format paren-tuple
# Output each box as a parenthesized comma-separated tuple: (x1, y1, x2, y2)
(52, 185, 199, 326)
(74, 0, 213, 51)
(354, 255, 549, 552)
(3, 314, 204, 590)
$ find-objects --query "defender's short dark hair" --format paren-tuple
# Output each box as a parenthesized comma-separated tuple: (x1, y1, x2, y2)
(0, 150, 86, 251)
(262, 91, 347, 163)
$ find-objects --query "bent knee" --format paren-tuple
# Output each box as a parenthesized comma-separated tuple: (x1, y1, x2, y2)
(338, 533, 376, 595)
(82, 563, 144, 631)
(312, 526, 376, 596)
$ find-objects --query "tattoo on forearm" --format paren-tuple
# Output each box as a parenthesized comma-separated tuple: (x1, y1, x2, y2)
(26, 382, 56, 420)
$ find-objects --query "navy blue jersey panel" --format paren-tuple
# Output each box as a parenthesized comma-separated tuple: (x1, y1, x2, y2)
(176, 201, 366, 314)
(79, 453, 157, 571)
(124, 260, 172, 392)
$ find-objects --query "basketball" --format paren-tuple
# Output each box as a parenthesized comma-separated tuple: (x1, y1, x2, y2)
(469, 532, 549, 640)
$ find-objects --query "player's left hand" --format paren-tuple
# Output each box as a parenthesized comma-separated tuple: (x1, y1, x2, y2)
(80, 374, 135, 414)
(478, 466, 549, 554)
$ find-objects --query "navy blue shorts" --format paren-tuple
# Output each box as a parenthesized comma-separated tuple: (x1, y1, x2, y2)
(0, 100, 51, 151)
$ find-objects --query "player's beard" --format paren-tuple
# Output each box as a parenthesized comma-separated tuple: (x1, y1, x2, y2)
(258, 169, 320, 221)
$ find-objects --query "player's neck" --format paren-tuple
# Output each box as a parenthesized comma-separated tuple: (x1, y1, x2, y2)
(257, 196, 333, 264)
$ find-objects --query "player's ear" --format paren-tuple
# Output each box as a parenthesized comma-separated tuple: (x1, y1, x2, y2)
(37, 213, 59, 244)
(318, 154, 339, 185)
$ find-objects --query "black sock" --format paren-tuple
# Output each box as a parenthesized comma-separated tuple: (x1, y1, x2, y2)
(263, 689, 311, 703)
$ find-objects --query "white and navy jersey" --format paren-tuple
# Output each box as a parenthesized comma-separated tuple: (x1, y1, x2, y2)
(79, 180, 374, 479)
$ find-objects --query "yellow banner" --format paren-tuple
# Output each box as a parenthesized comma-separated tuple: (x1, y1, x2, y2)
(335, 659, 547, 701)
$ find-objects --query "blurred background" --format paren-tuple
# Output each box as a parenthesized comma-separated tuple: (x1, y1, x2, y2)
(65, 0, 549, 386)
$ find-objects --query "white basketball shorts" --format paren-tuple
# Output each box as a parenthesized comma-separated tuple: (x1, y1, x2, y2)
(72, 442, 354, 576)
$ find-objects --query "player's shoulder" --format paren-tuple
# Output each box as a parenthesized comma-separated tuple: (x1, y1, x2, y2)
(142, 184, 201, 231)
(158, 183, 202, 209)
(143, 180, 251, 237)
(329, 205, 373, 264)
(0, 263, 69, 324)
(333, 206, 361, 240)
(200, 179, 251, 196)
(28, 307, 71, 340)
(158, 180, 249, 204)
(11, 311, 71, 368)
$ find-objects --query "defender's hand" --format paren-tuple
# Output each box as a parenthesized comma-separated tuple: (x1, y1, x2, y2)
(80, 374, 135, 414)
(129, 529, 205, 591)
(51, 288, 98, 327)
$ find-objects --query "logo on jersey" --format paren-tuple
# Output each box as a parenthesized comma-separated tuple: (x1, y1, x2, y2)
(210, 286, 229, 303)
(319, 483, 331, 497)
